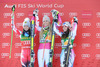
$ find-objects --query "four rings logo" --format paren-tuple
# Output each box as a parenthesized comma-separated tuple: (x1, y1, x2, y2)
(3, 23, 11, 28)
(42, 13, 51, 16)
(96, 43, 100, 49)
(3, 13, 11, 18)
(16, 13, 24, 18)
(2, 33, 10, 38)
(14, 53, 21, 58)
(96, 33, 100, 38)
(81, 54, 90, 59)
(82, 33, 91, 38)
(2, 43, 10, 48)
(1, 53, 9, 58)
(96, 23, 100, 28)
(95, 54, 100, 59)
(96, 12, 100, 18)
(55, 43, 61, 47)
(69, 12, 77, 18)
(82, 43, 90, 49)
(82, 23, 91, 28)
(59, 12, 64, 16)
(14, 43, 21, 48)
(16, 23, 23, 28)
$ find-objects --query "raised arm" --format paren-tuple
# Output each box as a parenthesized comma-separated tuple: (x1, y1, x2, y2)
(33, 9, 41, 32)
(11, 13, 22, 38)
(51, 9, 63, 37)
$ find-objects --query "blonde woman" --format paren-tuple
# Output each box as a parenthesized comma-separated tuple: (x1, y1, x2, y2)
(34, 9, 61, 67)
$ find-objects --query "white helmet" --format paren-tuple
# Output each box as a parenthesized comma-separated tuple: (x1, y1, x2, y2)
(62, 21, 71, 28)
(23, 18, 30, 27)
(42, 15, 50, 22)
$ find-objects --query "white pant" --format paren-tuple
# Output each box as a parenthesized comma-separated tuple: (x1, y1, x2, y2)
(60, 49, 75, 67)
(38, 49, 50, 67)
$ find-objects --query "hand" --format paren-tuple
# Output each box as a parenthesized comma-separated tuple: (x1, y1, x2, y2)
(51, 9, 59, 19)
(33, 8, 39, 16)
(69, 45, 73, 49)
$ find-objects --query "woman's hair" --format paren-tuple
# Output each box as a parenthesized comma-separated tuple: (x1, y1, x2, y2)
(22, 28, 31, 37)
(61, 28, 70, 39)
(40, 22, 52, 39)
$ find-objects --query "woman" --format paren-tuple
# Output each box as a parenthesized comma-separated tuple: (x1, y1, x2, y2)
(11, 13, 35, 67)
(54, 16, 78, 67)
(34, 9, 61, 67)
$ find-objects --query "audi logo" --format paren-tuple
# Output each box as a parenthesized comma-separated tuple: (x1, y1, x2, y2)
(1, 53, 9, 56)
(2, 33, 10, 38)
(14, 53, 21, 56)
(81, 54, 90, 58)
(55, 43, 61, 46)
(59, 13, 64, 16)
(95, 54, 100, 58)
(82, 33, 91, 36)
(96, 33, 100, 36)
(96, 12, 100, 16)
(42, 13, 51, 16)
(3, 23, 11, 28)
(16, 13, 24, 16)
(82, 23, 91, 26)
(2, 43, 10, 46)
(82, 43, 90, 47)
(69, 12, 77, 17)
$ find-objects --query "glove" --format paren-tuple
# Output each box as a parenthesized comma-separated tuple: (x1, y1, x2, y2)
(73, 17, 78, 24)
(69, 45, 73, 49)
(33, 8, 39, 16)
(51, 9, 59, 19)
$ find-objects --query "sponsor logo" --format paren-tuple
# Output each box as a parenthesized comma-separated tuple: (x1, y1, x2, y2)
(96, 23, 100, 28)
(69, 12, 78, 18)
(81, 54, 90, 59)
(82, 22, 91, 28)
(82, 43, 90, 49)
(3, 13, 11, 18)
(96, 43, 100, 49)
(16, 23, 23, 28)
(96, 33, 100, 38)
(14, 53, 21, 58)
(95, 54, 100, 60)
(14, 43, 21, 48)
(2, 33, 10, 38)
(55, 43, 62, 48)
(3, 23, 11, 28)
(59, 12, 64, 16)
(1, 53, 9, 58)
(82, 33, 91, 38)
(16, 13, 24, 18)
(81, 10, 92, 18)
(2, 43, 10, 48)
(42, 13, 51, 16)
(4, 4, 17, 8)
(96, 12, 100, 18)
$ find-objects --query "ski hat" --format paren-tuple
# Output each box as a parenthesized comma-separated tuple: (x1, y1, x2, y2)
(42, 15, 50, 22)
(62, 21, 71, 28)
(23, 18, 30, 27)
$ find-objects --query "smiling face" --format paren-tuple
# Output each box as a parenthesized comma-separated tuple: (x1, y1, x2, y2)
(23, 25, 29, 31)
(63, 25, 68, 32)
(43, 20, 49, 27)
